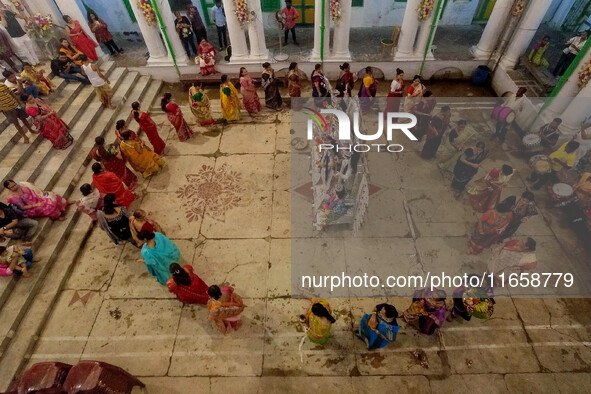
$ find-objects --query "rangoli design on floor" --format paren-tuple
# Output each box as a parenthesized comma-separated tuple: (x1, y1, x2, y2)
(176, 164, 245, 222)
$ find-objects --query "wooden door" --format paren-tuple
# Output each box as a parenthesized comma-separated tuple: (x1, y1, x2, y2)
(291, 0, 315, 25)
(473, 0, 497, 23)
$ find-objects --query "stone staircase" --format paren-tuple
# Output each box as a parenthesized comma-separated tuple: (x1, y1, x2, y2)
(0, 62, 163, 390)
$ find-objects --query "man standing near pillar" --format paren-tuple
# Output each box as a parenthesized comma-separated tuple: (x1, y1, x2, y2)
(280, 1, 299, 46)
(553, 31, 588, 77)
(212, 0, 228, 50)
(0, 2, 39, 65)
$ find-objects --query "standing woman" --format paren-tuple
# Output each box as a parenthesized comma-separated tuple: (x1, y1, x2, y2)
(239, 67, 261, 115)
(129, 209, 164, 242)
(161, 92, 195, 141)
(131, 101, 165, 155)
(385, 68, 405, 114)
(356, 303, 399, 350)
(467, 165, 515, 213)
(303, 299, 335, 345)
(220, 74, 241, 121)
(88, 12, 123, 56)
(438, 120, 475, 172)
(25, 94, 73, 149)
(287, 62, 302, 108)
(4, 180, 68, 221)
(167, 263, 209, 305)
(311, 63, 329, 98)
(119, 131, 165, 178)
(137, 230, 181, 285)
(336, 62, 355, 98)
(405, 74, 425, 111)
(468, 197, 515, 255)
(358, 66, 377, 112)
(92, 136, 137, 190)
(261, 63, 283, 111)
(452, 142, 488, 193)
(63, 15, 98, 62)
(97, 194, 132, 245)
(188, 85, 215, 126)
(207, 284, 246, 334)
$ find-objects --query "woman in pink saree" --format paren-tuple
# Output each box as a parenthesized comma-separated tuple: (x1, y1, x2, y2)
(161, 92, 194, 142)
(4, 180, 68, 220)
(239, 67, 261, 115)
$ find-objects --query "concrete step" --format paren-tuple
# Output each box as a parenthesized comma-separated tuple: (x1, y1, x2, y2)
(0, 61, 118, 188)
(0, 70, 165, 391)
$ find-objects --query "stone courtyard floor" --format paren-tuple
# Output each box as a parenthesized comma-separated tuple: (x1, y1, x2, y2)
(22, 82, 591, 393)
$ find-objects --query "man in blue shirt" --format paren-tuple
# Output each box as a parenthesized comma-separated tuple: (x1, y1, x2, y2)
(211, 0, 228, 49)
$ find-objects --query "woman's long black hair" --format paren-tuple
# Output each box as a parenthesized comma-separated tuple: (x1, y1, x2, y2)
(131, 101, 141, 123)
(311, 303, 335, 323)
(161, 93, 172, 113)
(169, 263, 191, 286)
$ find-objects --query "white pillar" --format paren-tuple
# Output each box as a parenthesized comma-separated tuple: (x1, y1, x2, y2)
(549, 0, 575, 29)
(559, 82, 591, 136)
(332, 0, 352, 61)
(394, 0, 422, 60)
(413, 0, 443, 60)
(247, 0, 270, 61)
(53, 0, 105, 58)
(471, 0, 513, 59)
(221, 0, 249, 62)
(499, 0, 553, 70)
(129, 0, 171, 65)
(155, 0, 189, 65)
(311, 0, 330, 62)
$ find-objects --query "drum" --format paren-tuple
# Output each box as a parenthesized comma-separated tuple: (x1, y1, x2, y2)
(529, 154, 552, 175)
(522, 134, 542, 152)
(492, 106, 516, 124)
(550, 182, 576, 207)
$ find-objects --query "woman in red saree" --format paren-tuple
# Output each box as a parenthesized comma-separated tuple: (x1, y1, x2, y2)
(63, 15, 98, 62)
(161, 92, 194, 142)
(114, 120, 140, 145)
(131, 101, 165, 155)
(92, 136, 137, 190)
(91, 163, 135, 208)
(167, 263, 209, 305)
(468, 196, 515, 255)
(25, 95, 73, 149)
(239, 67, 261, 115)
(197, 39, 216, 75)
(385, 68, 405, 115)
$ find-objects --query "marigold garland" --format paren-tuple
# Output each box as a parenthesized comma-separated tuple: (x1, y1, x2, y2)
(137, 0, 157, 26)
(330, 0, 341, 23)
(578, 56, 591, 88)
(417, 0, 434, 21)
(234, 0, 251, 27)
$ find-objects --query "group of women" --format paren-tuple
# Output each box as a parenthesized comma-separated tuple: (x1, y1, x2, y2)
(61, 13, 124, 62)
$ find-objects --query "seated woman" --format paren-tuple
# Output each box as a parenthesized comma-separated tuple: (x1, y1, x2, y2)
(302, 298, 335, 345)
(21, 63, 54, 96)
(207, 284, 246, 334)
(129, 209, 164, 245)
(119, 131, 165, 178)
(0, 202, 38, 245)
(59, 38, 84, 65)
(488, 238, 537, 286)
(96, 193, 133, 245)
(167, 263, 209, 305)
(468, 197, 515, 255)
(356, 303, 399, 350)
(75, 183, 103, 221)
(468, 165, 514, 213)
(4, 179, 68, 220)
(197, 39, 216, 75)
(0, 245, 37, 278)
(402, 288, 448, 336)
(137, 230, 181, 286)
(25, 94, 73, 149)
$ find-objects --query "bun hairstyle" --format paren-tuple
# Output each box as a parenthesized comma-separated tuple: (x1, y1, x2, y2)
(340, 62, 350, 71)
(95, 136, 105, 145)
(207, 285, 222, 300)
(80, 183, 92, 196)
(289, 62, 297, 71)
(115, 119, 126, 131)
(396, 68, 404, 76)
(311, 303, 336, 323)
(365, 66, 372, 74)
(137, 230, 155, 241)
(220, 74, 228, 83)
(160, 92, 172, 112)
(170, 263, 191, 286)
(91, 162, 103, 174)
(103, 193, 117, 214)
(131, 101, 141, 123)
(315, 63, 322, 70)
(121, 130, 132, 141)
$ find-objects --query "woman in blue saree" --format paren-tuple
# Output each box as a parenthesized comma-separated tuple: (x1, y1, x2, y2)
(356, 303, 399, 350)
(138, 230, 181, 285)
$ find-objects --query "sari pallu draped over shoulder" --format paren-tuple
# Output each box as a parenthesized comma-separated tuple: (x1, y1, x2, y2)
(91, 145, 137, 190)
(167, 265, 209, 305)
(141, 232, 181, 285)
(133, 110, 166, 155)
(92, 171, 135, 208)
(7, 182, 67, 219)
(189, 87, 216, 126)
(26, 102, 73, 149)
(119, 140, 165, 178)
(166, 102, 195, 141)
(239, 75, 261, 113)
(220, 82, 241, 121)
(468, 209, 513, 255)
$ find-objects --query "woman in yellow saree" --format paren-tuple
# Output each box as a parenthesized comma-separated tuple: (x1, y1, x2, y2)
(189, 85, 215, 126)
(21, 63, 54, 96)
(220, 74, 241, 121)
(119, 130, 165, 178)
(303, 298, 335, 345)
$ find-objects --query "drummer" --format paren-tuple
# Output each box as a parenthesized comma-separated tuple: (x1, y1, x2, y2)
(531, 141, 580, 190)
(538, 118, 562, 149)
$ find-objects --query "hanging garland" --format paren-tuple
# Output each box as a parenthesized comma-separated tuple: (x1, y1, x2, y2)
(234, 0, 251, 27)
(578, 56, 591, 88)
(330, 0, 342, 23)
(511, 0, 527, 17)
(10, 0, 25, 12)
(137, 0, 157, 26)
(417, 0, 434, 21)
